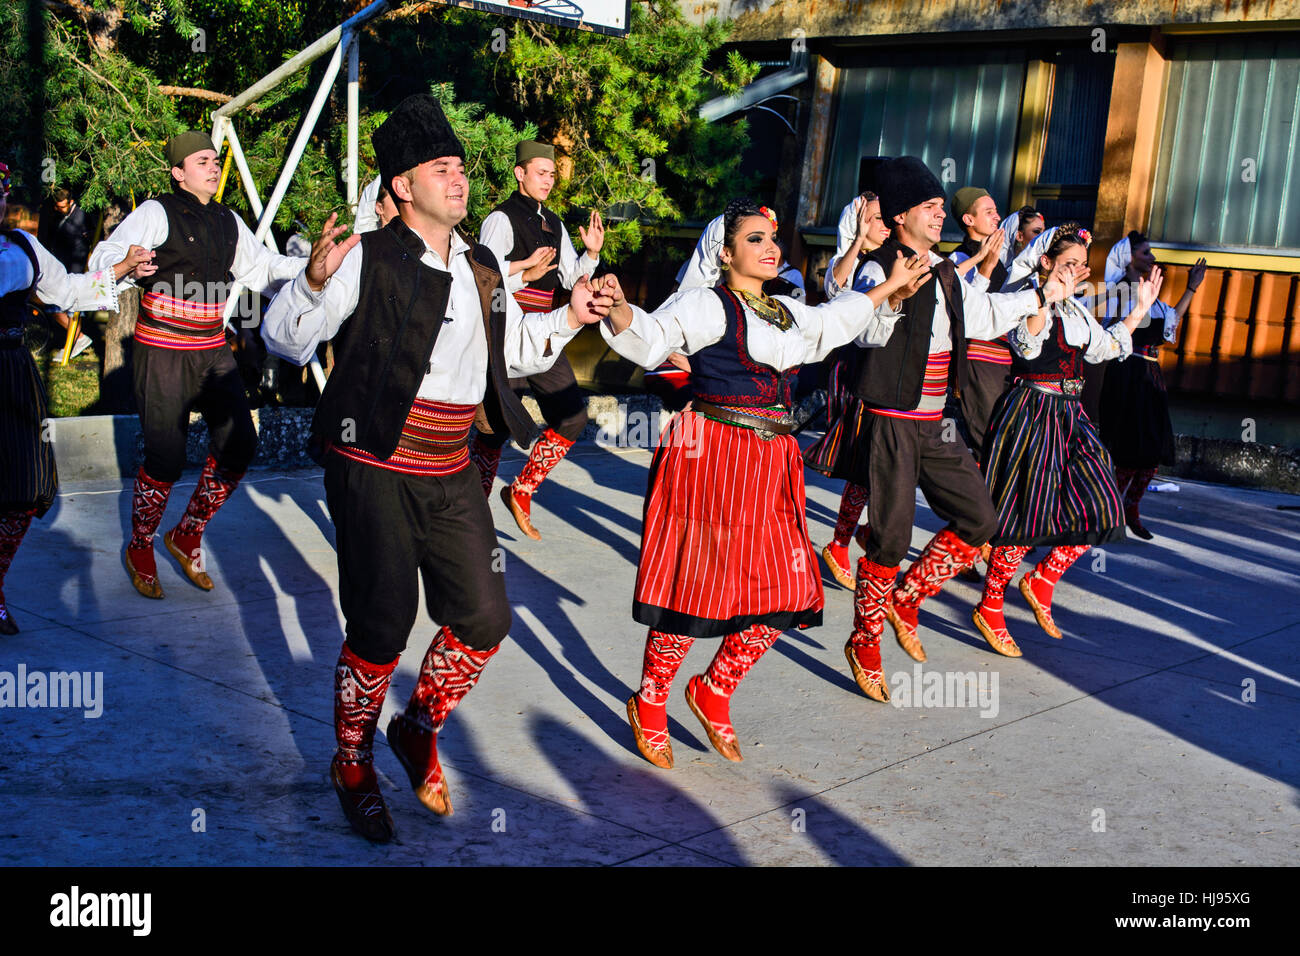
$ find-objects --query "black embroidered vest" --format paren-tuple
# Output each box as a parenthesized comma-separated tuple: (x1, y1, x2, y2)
(690, 286, 797, 407)
(1010, 305, 1086, 382)
(311, 218, 536, 463)
(496, 190, 564, 296)
(853, 238, 967, 409)
(146, 190, 239, 301)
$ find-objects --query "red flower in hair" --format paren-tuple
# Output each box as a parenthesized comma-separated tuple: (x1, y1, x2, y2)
(759, 205, 779, 231)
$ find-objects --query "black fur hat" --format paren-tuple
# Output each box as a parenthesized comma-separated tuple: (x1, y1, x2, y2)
(373, 94, 465, 194)
(876, 156, 945, 223)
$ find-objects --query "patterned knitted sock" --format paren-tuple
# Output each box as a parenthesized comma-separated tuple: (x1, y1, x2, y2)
(848, 556, 898, 678)
(333, 642, 399, 790)
(127, 467, 173, 583)
(405, 625, 500, 733)
(0, 509, 34, 627)
(832, 482, 870, 547)
(893, 528, 982, 622)
(636, 630, 695, 746)
(512, 428, 575, 497)
(468, 434, 503, 498)
(1029, 544, 1091, 608)
(169, 455, 242, 562)
(978, 545, 1031, 631)
(703, 624, 781, 698)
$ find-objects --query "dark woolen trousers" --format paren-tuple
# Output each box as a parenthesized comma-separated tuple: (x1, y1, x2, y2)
(862, 414, 998, 568)
(133, 341, 258, 482)
(324, 454, 511, 664)
(475, 353, 588, 448)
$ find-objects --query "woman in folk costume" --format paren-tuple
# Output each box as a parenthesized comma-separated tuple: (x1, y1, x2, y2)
(972, 225, 1164, 655)
(803, 190, 891, 589)
(1097, 233, 1205, 540)
(0, 160, 153, 633)
(596, 198, 932, 767)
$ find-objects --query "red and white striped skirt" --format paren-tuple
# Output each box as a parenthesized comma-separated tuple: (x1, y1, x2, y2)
(633, 410, 824, 638)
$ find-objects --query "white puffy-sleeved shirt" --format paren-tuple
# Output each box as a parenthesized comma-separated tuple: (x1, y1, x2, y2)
(480, 203, 598, 295)
(852, 251, 1041, 352)
(2, 230, 119, 312)
(824, 197, 863, 300)
(1009, 286, 1134, 364)
(675, 215, 726, 291)
(598, 286, 901, 374)
(87, 197, 302, 296)
(354, 175, 382, 235)
(1105, 288, 1179, 343)
(261, 227, 580, 406)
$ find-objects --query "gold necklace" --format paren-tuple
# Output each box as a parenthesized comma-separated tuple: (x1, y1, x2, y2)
(736, 288, 793, 331)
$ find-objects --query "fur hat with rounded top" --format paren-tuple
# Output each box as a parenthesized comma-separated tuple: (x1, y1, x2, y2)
(876, 156, 945, 223)
(373, 94, 466, 196)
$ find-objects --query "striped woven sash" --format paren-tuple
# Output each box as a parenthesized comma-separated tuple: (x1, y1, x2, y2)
(331, 399, 477, 476)
(870, 351, 950, 421)
(514, 285, 555, 313)
(136, 292, 227, 350)
(967, 336, 1012, 366)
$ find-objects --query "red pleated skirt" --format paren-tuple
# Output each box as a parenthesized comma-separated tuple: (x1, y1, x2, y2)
(633, 410, 824, 638)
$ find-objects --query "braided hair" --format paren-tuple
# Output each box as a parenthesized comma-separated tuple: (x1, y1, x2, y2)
(722, 197, 771, 252)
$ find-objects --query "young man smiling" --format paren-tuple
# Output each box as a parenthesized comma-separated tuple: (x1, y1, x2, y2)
(841, 157, 1080, 699)
(89, 132, 303, 601)
(472, 140, 605, 540)
(262, 94, 613, 842)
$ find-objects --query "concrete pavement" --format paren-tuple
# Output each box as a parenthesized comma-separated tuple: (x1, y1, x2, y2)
(1, 434, 1297, 866)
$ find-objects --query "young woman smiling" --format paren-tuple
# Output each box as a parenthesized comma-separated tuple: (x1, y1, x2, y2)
(595, 197, 931, 768)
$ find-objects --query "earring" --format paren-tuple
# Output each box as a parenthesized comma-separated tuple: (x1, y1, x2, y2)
(720, 259, 730, 272)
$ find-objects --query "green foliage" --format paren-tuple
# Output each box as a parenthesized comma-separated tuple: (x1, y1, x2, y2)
(0, 2, 186, 208)
(10, 0, 754, 263)
(498, 0, 757, 257)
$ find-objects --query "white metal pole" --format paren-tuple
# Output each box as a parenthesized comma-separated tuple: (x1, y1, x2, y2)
(253, 34, 347, 245)
(347, 34, 360, 212)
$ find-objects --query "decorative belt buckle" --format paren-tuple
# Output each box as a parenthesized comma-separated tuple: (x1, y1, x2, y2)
(755, 427, 776, 441)
(1062, 378, 1084, 397)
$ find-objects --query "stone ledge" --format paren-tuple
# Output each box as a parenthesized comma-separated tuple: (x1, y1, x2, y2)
(47, 397, 1300, 494)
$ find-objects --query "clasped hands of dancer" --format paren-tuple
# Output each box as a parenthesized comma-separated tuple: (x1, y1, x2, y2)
(113, 245, 158, 281)
(305, 211, 616, 328)
(953, 227, 1006, 280)
(511, 208, 606, 283)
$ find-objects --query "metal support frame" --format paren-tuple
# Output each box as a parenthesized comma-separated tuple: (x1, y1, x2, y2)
(206, 1, 393, 391)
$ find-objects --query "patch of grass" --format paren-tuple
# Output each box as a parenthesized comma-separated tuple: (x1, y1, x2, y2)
(34, 346, 103, 418)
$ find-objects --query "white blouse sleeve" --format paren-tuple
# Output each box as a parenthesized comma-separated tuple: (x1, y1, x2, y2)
(599, 287, 727, 369)
(27, 232, 119, 313)
(778, 290, 901, 365)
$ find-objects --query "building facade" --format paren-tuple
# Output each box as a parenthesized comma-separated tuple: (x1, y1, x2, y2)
(678, 0, 1300, 404)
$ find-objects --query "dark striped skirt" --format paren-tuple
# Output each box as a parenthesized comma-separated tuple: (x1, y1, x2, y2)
(0, 346, 58, 518)
(1097, 351, 1175, 469)
(802, 349, 869, 485)
(634, 410, 824, 638)
(981, 381, 1125, 548)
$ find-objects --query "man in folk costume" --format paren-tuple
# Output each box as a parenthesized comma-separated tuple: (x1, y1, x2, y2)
(0, 161, 153, 633)
(841, 157, 1083, 701)
(470, 140, 605, 540)
(262, 95, 612, 842)
(946, 186, 1011, 461)
(88, 133, 304, 600)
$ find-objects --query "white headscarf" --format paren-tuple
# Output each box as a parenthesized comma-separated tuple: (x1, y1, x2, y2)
(1105, 236, 1132, 285)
